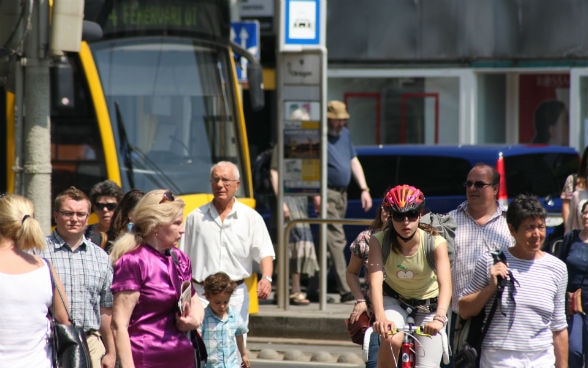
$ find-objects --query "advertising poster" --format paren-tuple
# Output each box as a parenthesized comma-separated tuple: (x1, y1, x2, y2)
(283, 101, 321, 194)
(519, 74, 569, 145)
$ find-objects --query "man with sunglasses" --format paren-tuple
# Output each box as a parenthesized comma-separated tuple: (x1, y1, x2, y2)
(448, 163, 513, 362)
(36, 186, 116, 368)
(86, 180, 123, 250)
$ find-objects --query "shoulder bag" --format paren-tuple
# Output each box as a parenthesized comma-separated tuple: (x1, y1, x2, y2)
(45, 259, 92, 368)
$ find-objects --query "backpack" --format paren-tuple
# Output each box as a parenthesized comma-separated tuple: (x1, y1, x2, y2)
(381, 212, 456, 271)
(252, 147, 274, 195)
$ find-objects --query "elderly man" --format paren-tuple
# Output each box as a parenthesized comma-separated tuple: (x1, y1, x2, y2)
(311, 100, 372, 303)
(180, 161, 275, 327)
(36, 186, 116, 368)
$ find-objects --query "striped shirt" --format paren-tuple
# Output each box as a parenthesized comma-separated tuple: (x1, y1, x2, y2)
(460, 250, 567, 352)
(449, 201, 513, 313)
(35, 231, 113, 332)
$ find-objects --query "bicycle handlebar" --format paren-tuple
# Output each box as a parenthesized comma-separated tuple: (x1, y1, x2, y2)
(391, 325, 431, 337)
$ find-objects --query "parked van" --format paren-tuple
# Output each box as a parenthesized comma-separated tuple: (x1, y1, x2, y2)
(347, 145, 579, 232)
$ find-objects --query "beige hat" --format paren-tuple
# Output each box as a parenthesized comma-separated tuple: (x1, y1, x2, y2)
(327, 100, 350, 119)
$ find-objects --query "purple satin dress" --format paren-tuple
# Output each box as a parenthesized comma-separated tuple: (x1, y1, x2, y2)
(111, 244, 195, 368)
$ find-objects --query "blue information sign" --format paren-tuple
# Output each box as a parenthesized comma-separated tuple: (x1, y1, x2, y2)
(284, 0, 320, 47)
(230, 21, 260, 82)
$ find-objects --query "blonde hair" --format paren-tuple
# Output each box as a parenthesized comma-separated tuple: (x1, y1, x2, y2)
(0, 194, 46, 251)
(110, 189, 185, 264)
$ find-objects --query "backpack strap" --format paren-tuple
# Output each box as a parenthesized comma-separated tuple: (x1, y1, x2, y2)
(425, 231, 436, 273)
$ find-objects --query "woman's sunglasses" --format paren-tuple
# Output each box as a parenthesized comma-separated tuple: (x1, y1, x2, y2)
(159, 190, 175, 204)
(391, 210, 420, 222)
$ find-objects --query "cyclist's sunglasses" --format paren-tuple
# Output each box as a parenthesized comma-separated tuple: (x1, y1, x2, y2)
(159, 190, 175, 204)
(391, 210, 420, 222)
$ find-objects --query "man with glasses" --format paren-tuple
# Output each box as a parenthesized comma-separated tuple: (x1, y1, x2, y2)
(86, 179, 123, 250)
(448, 163, 513, 363)
(180, 161, 275, 330)
(36, 186, 116, 368)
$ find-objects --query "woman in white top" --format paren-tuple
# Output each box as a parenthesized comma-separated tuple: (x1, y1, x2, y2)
(0, 194, 70, 367)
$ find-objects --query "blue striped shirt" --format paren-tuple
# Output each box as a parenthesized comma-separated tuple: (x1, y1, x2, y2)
(35, 231, 113, 332)
(461, 250, 568, 352)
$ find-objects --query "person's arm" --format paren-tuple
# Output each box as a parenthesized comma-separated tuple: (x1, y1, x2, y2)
(458, 261, 508, 319)
(424, 240, 452, 336)
(271, 168, 290, 219)
(346, 254, 368, 322)
(257, 256, 273, 300)
(48, 262, 71, 325)
(561, 199, 570, 231)
(236, 335, 250, 368)
(553, 328, 569, 368)
(111, 291, 140, 368)
(99, 307, 116, 368)
(367, 235, 393, 337)
(350, 157, 372, 212)
(567, 193, 579, 232)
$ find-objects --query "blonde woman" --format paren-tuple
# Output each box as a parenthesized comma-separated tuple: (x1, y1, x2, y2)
(110, 189, 204, 368)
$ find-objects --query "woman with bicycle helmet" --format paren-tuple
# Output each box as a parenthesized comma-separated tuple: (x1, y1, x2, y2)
(368, 185, 451, 368)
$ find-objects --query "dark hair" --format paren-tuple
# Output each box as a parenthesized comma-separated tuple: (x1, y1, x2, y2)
(532, 100, 566, 144)
(107, 189, 145, 243)
(203, 272, 237, 296)
(575, 145, 588, 189)
(506, 194, 546, 231)
(471, 162, 500, 186)
(89, 180, 123, 205)
(581, 200, 588, 214)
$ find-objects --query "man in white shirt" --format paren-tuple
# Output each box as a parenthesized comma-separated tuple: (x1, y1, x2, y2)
(180, 161, 275, 327)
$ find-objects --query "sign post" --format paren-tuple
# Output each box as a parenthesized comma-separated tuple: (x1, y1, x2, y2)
(276, 0, 327, 310)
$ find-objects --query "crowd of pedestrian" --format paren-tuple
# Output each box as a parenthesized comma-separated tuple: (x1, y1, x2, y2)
(1, 99, 584, 368)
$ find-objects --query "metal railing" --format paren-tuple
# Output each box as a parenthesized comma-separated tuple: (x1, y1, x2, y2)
(277, 217, 372, 311)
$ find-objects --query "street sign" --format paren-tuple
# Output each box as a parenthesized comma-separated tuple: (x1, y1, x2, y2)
(230, 20, 260, 82)
(281, 0, 322, 50)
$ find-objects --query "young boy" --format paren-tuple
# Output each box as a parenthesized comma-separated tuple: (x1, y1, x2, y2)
(202, 272, 250, 368)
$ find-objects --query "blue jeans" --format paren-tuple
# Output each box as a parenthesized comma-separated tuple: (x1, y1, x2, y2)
(569, 312, 588, 367)
(365, 330, 380, 368)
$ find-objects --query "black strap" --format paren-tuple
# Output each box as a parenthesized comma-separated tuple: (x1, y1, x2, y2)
(44, 258, 75, 325)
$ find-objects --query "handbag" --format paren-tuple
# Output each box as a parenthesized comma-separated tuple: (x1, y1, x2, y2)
(567, 288, 585, 316)
(345, 311, 371, 345)
(45, 259, 92, 368)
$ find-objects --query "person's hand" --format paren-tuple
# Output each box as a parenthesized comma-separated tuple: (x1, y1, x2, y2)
(361, 190, 372, 212)
(283, 203, 290, 220)
(372, 316, 395, 339)
(312, 195, 321, 213)
(423, 319, 444, 336)
(240, 355, 251, 368)
(489, 262, 509, 288)
(175, 303, 200, 332)
(349, 300, 368, 323)
(257, 277, 272, 299)
(100, 351, 116, 368)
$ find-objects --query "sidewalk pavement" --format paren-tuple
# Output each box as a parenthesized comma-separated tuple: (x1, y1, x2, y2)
(249, 294, 354, 340)
(247, 294, 366, 366)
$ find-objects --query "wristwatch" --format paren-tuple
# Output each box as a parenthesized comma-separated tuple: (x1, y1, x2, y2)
(262, 275, 273, 283)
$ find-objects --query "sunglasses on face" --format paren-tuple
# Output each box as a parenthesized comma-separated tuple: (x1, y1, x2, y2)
(95, 202, 117, 211)
(159, 190, 175, 204)
(464, 180, 493, 189)
(391, 210, 420, 222)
